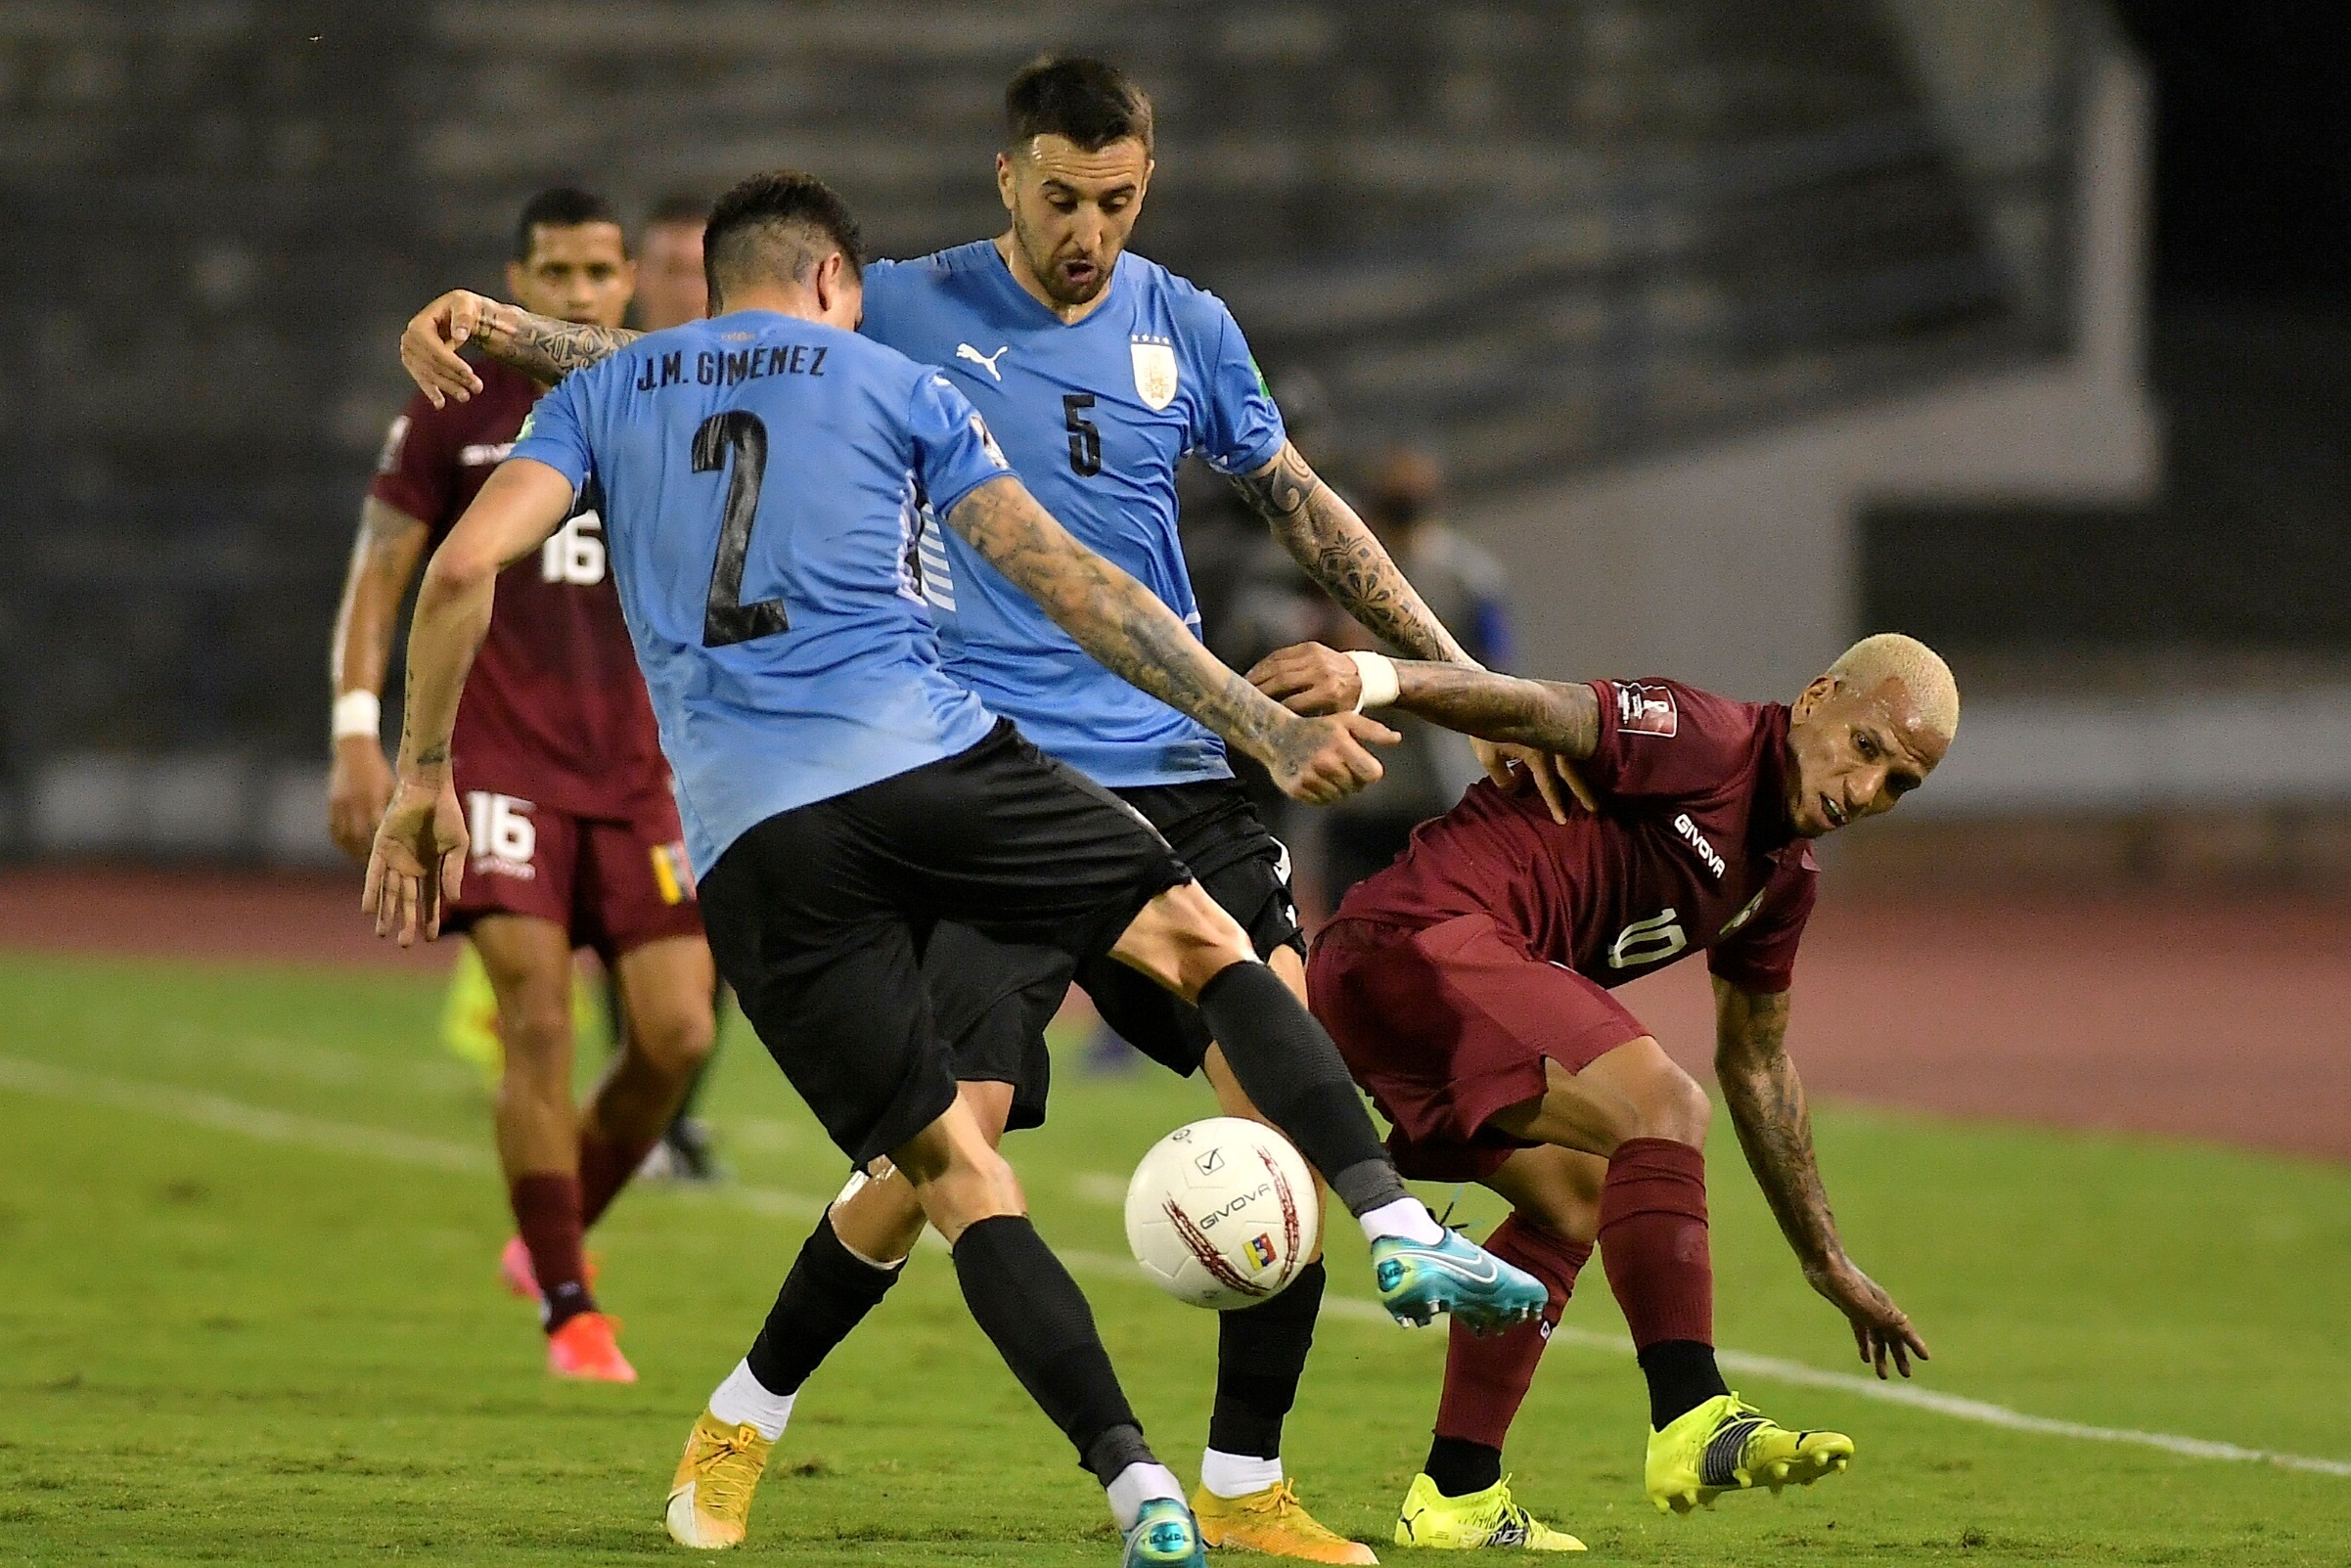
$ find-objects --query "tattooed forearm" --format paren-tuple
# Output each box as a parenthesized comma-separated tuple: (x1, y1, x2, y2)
(331, 499, 429, 694)
(1231, 442, 1474, 664)
(475, 301, 640, 381)
(947, 477, 1302, 770)
(1381, 662, 1600, 758)
(1713, 980, 1844, 1270)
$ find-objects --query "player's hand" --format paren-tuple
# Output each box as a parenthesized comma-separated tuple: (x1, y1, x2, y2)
(326, 738, 397, 866)
(361, 779, 469, 947)
(1266, 711, 1398, 804)
(1246, 643, 1360, 716)
(1473, 739, 1599, 822)
(401, 291, 495, 409)
(1805, 1255, 1929, 1379)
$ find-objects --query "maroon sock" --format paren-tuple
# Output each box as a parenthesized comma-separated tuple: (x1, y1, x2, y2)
(1433, 1214, 1593, 1451)
(577, 1132, 658, 1230)
(510, 1172, 595, 1331)
(1596, 1137, 1714, 1349)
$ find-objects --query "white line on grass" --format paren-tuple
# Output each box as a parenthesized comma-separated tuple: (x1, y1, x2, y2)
(5, 1052, 2346, 1481)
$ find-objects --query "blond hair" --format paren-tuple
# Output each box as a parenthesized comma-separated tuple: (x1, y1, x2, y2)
(1827, 633, 1959, 740)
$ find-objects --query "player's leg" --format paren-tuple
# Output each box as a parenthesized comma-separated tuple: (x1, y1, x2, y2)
(580, 933, 715, 1227)
(1395, 1145, 1601, 1552)
(1489, 1048, 1853, 1512)
(470, 912, 631, 1378)
(674, 801, 1204, 1561)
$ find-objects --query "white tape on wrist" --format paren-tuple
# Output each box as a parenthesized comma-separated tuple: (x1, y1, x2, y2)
(331, 691, 383, 741)
(1346, 650, 1401, 712)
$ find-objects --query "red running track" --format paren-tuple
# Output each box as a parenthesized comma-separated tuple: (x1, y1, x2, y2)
(1, 870, 2345, 1163)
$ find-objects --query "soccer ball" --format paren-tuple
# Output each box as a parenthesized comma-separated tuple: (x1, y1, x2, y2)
(1124, 1117, 1320, 1310)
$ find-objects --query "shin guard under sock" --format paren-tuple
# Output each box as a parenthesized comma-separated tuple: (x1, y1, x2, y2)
(1194, 962, 1408, 1216)
(1433, 1215, 1593, 1453)
(744, 1209, 904, 1396)
(576, 1131, 657, 1230)
(1207, 1257, 1326, 1460)
(953, 1215, 1142, 1468)
(509, 1172, 594, 1330)
(1597, 1138, 1727, 1426)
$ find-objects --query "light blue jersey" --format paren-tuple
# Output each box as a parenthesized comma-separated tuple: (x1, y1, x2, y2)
(512, 312, 1009, 876)
(863, 241, 1285, 788)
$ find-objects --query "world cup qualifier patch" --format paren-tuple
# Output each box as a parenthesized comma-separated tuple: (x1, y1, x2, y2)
(1616, 682, 1679, 738)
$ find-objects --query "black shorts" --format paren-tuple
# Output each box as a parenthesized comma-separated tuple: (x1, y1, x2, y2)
(923, 775, 1302, 1129)
(697, 720, 1190, 1168)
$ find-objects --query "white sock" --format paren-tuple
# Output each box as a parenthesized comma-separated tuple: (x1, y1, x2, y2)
(706, 1358, 795, 1442)
(1358, 1195, 1445, 1246)
(1105, 1459, 1185, 1533)
(1199, 1448, 1284, 1500)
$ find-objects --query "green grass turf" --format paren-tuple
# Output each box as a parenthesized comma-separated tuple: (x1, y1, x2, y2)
(2, 950, 2348, 1565)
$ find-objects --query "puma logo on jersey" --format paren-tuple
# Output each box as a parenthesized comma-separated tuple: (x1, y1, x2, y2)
(956, 343, 1009, 381)
(1672, 812, 1726, 878)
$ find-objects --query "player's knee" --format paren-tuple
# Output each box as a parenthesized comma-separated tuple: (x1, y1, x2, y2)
(1121, 881, 1253, 1001)
(625, 1001, 714, 1078)
(1631, 1063, 1711, 1147)
(496, 993, 572, 1071)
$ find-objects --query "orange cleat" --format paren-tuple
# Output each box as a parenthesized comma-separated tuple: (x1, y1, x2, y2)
(547, 1311, 637, 1383)
(499, 1235, 601, 1301)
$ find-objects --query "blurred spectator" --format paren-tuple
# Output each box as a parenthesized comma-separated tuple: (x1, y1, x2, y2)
(634, 194, 708, 331)
(1315, 446, 1515, 898)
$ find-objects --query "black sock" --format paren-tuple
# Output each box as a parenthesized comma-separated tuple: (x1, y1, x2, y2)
(1193, 963, 1407, 1216)
(1207, 1258, 1326, 1458)
(1637, 1339, 1731, 1429)
(953, 1215, 1145, 1468)
(744, 1209, 903, 1395)
(1424, 1434, 1503, 1498)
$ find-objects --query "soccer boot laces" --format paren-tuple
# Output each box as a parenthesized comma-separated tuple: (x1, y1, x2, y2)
(1645, 1391, 1853, 1514)
(665, 1411, 774, 1549)
(1371, 1230, 1547, 1333)
(1192, 1478, 1378, 1563)
(1394, 1472, 1585, 1551)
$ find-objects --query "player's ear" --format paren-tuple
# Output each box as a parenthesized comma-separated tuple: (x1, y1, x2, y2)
(995, 150, 1018, 212)
(1791, 674, 1838, 719)
(504, 259, 527, 300)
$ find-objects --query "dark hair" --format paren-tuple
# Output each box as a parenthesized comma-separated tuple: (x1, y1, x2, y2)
(1005, 56, 1153, 153)
(513, 187, 622, 263)
(644, 191, 708, 232)
(701, 170, 865, 311)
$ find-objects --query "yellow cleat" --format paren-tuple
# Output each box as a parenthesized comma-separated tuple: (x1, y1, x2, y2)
(1192, 1480, 1379, 1564)
(1394, 1473, 1585, 1552)
(1644, 1392, 1853, 1514)
(437, 945, 503, 1089)
(664, 1410, 773, 1550)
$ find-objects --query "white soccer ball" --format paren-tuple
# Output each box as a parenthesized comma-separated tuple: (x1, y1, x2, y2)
(1124, 1117, 1320, 1310)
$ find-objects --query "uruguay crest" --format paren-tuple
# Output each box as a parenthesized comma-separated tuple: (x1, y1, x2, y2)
(1131, 336, 1179, 410)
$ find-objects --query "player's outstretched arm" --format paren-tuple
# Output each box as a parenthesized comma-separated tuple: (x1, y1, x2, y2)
(1249, 642, 1602, 762)
(399, 291, 642, 408)
(362, 460, 576, 946)
(943, 476, 1398, 804)
(1230, 441, 1595, 816)
(327, 498, 430, 864)
(1712, 977, 1930, 1379)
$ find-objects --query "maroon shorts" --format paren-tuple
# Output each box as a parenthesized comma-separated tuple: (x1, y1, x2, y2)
(443, 782, 703, 963)
(1307, 913, 1648, 1182)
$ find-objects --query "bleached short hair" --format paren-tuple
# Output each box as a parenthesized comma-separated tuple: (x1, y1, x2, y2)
(1827, 633, 1959, 741)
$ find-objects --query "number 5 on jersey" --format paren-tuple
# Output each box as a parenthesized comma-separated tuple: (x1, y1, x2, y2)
(695, 411, 789, 647)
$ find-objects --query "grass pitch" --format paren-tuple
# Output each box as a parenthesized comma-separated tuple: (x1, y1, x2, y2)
(2, 951, 2348, 1565)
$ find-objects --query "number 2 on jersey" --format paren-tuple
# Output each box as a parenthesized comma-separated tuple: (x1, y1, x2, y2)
(694, 411, 789, 647)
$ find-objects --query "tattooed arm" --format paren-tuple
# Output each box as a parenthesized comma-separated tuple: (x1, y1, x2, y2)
(1714, 978, 1930, 1378)
(1248, 643, 1601, 760)
(363, 460, 577, 947)
(1229, 441, 1595, 816)
(399, 291, 640, 407)
(944, 476, 1396, 804)
(326, 498, 430, 863)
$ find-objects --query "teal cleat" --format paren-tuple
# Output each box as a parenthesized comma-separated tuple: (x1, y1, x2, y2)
(1123, 1498, 1208, 1567)
(1373, 1231, 1548, 1333)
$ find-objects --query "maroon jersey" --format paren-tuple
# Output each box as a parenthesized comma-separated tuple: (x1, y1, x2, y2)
(370, 361, 667, 817)
(1334, 679, 1816, 994)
